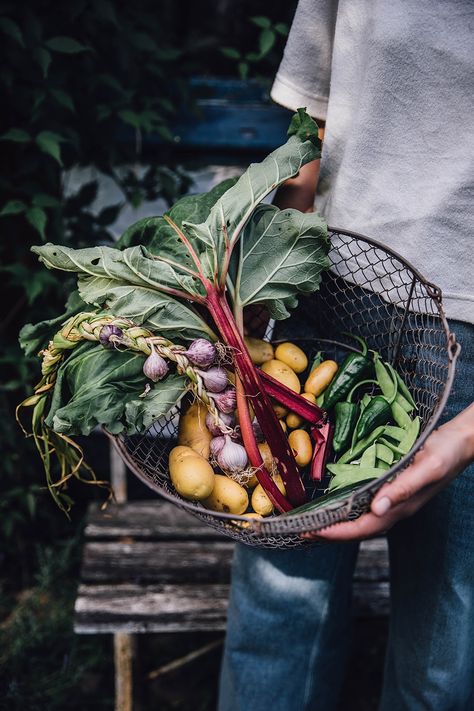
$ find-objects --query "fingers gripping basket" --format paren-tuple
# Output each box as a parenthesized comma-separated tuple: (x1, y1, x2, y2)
(109, 228, 460, 548)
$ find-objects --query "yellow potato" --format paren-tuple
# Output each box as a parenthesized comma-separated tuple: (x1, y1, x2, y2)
(286, 392, 317, 429)
(169, 445, 197, 466)
(203, 475, 249, 515)
(274, 342, 308, 374)
(251, 474, 286, 516)
(261, 359, 301, 394)
(233, 512, 263, 528)
(169, 449, 215, 501)
(304, 360, 338, 396)
(244, 336, 274, 365)
(273, 402, 289, 419)
(178, 399, 212, 458)
(288, 429, 313, 467)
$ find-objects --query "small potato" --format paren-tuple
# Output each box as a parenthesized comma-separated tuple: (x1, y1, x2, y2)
(244, 336, 274, 365)
(233, 512, 262, 528)
(286, 392, 317, 429)
(178, 399, 212, 458)
(275, 342, 308, 374)
(203, 475, 248, 515)
(273, 402, 289, 419)
(261, 359, 301, 394)
(304, 360, 338, 396)
(288, 429, 313, 467)
(169, 449, 215, 501)
(251, 474, 286, 516)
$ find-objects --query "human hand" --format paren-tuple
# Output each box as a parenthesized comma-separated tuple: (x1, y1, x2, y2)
(302, 403, 474, 542)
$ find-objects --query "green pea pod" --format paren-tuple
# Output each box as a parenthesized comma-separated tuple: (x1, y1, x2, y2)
(353, 395, 392, 445)
(391, 400, 413, 429)
(383, 425, 407, 442)
(394, 391, 415, 413)
(333, 401, 360, 452)
(386, 363, 417, 409)
(377, 437, 406, 457)
(338, 425, 386, 464)
(361, 393, 372, 410)
(360, 443, 377, 468)
(310, 351, 323, 372)
(375, 460, 391, 471)
(374, 353, 397, 402)
(376, 442, 394, 465)
(398, 416, 421, 453)
(327, 463, 387, 491)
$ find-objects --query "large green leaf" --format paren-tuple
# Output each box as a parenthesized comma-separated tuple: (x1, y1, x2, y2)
(44, 343, 147, 435)
(32, 243, 202, 299)
(233, 204, 329, 319)
(186, 109, 322, 273)
(78, 280, 215, 341)
(125, 373, 185, 433)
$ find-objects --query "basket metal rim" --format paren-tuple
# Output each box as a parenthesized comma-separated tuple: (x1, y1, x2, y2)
(109, 227, 461, 535)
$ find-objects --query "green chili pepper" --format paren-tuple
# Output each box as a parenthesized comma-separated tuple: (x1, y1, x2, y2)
(323, 334, 372, 410)
(333, 401, 360, 452)
(338, 425, 386, 464)
(391, 400, 413, 429)
(352, 395, 392, 445)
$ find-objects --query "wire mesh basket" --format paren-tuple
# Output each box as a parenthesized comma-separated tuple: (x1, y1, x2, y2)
(109, 227, 460, 548)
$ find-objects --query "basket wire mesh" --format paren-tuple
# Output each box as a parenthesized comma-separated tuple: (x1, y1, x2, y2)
(110, 228, 459, 548)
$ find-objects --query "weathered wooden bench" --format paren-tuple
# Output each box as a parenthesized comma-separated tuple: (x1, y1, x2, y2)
(74, 499, 389, 710)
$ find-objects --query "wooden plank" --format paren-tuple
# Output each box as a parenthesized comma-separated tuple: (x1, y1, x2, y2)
(84, 501, 224, 541)
(81, 541, 234, 584)
(114, 633, 134, 711)
(81, 538, 388, 586)
(74, 584, 230, 634)
(74, 581, 389, 634)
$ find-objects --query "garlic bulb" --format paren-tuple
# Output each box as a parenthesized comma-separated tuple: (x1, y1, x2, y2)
(143, 348, 169, 382)
(205, 411, 234, 436)
(99, 324, 123, 348)
(217, 435, 248, 473)
(210, 387, 236, 414)
(210, 436, 226, 457)
(183, 338, 217, 368)
(196, 366, 228, 393)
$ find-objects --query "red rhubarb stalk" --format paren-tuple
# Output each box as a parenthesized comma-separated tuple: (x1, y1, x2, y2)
(310, 421, 334, 482)
(259, 370, 327, 425)
(207, 289, 307, 506)
(235, 374, 292, 512)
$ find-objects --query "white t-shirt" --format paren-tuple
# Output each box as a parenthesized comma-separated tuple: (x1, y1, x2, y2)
(271, 0, 474, 323)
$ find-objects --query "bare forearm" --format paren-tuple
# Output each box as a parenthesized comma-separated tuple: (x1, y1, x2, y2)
(273, 122, 325, 212)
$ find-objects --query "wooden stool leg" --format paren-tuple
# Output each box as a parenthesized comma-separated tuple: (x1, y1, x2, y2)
(114, 632, 134, 711)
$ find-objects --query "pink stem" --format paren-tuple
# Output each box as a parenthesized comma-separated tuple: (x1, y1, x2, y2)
(206, 289, 307, 506)
(310, 421, 333, 482)
(259, 371, 327, 425)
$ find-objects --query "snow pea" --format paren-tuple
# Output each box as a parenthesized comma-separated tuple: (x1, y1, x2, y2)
(327, 463, 386, 491)
(387, 363, 417, 409)
(391, 400, 413, 429)
(360, 443, 377, 468)
(374, 353, 397, 403)
(338, 425, 386, 464)
(376, 442, 394, 465)
(398, 416, 420, 453)
(383, 425, 406, 442)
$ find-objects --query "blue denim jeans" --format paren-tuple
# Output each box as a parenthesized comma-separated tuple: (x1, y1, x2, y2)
(219, 320, 474, 711)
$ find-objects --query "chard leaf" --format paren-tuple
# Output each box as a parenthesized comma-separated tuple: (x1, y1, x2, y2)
(234, 204, 329, 318)
(19, 291, 87, 356)
(45, 343, 147, 435)
(78, 280, 215, 341)
(186, 109, 322, 275)
(124, 373, 185, 433)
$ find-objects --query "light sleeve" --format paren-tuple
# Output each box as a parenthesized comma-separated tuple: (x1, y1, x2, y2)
(271, 0, 338, 121)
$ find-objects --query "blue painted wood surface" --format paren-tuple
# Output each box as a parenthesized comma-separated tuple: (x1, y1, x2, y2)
(117, 77, 293, 156)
